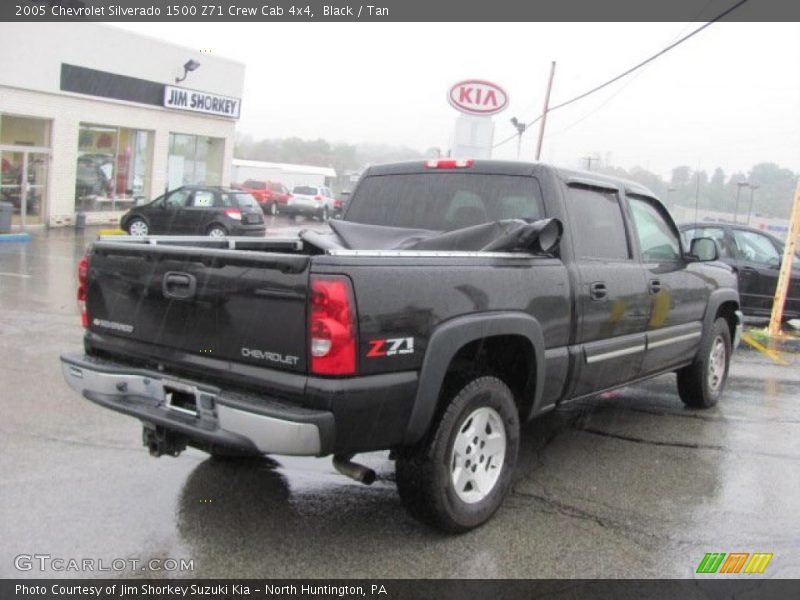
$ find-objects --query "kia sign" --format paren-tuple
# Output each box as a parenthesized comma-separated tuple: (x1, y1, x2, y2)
(448, 80, 508, 116)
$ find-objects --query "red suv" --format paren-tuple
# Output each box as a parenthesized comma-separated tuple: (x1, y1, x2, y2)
(237, 180, 291, 215)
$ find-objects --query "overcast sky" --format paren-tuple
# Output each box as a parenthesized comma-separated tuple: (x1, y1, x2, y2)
(114, 21, 800, 178)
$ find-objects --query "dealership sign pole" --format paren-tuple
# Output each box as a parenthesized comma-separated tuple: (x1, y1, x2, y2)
(535, 61, 556, 161)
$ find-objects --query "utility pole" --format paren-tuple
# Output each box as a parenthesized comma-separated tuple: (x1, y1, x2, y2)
(535, 61, 556, 161)
(746, 184, 759, 225)
(510, 117, 527, 160)
(768, 182, 800, 336)
(582, 156, 598, 171)
(694, 170, 701, 223)
(734, 181, 748, 223)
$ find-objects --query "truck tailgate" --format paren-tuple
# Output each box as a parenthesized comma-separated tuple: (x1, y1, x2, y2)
(87, 241, 310, 374)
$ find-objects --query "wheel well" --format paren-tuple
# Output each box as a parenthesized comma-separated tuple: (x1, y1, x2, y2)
(716, 301, 739, 341)
(439, 335, 536, 421)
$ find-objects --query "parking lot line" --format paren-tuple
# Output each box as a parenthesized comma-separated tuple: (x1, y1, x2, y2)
(0, 271, 31, 279)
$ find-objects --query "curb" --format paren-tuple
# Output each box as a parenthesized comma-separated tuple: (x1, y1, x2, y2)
(0, 232, 31, 243)
(740, 329, 800, 355)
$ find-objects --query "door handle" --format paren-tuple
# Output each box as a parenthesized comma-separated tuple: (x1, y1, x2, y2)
(589, 282, 607, 301)
(649, 279, 662, 294)
(163, 272, 197, 300)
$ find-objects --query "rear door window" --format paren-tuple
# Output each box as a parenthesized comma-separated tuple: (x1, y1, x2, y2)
(191, 190, 215, 208)
(565, 185, 630, 260)
(243, 180, 266, 190)
(346, 173, 544, 230)
(293, 186, 317, 195)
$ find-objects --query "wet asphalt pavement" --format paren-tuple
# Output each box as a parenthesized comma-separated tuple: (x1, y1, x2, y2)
(1, 225, 799, 579)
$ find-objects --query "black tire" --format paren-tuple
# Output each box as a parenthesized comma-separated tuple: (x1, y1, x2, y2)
(210, 447, 264, 460)
(206, 224, 228, 238)
(395, 375, 519, 533)
(126, 217, 149, 236)
(677, 317, 731, 409)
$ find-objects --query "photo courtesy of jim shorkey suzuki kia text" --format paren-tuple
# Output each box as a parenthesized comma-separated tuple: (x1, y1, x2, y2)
(14, 584, 389, 596)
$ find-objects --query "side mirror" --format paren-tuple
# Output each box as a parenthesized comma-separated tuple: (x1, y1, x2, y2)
(689, 237, 719, 262)
(768, 257, 781, 270)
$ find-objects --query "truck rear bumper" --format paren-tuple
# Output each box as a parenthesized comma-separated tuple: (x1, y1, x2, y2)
(60, 353, 333, 456)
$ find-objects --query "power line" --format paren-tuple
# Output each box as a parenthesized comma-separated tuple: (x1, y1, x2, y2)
(494, 0, 751, 151)
(546, 12, 714, 138)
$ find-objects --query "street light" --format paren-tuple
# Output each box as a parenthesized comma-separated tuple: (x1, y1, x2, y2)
(175, 59, 201, 84)
(746, 184, 760, 225)
(666, 186, 676, 208)
(510, 117, 526, 160)
(734, 181, 749, 224)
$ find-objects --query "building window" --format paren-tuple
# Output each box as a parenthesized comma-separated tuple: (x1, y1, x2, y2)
(167, 133, 224, 190)
(75, 123, 153, 212)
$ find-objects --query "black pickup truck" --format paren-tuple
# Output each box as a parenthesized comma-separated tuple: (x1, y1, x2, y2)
(61, 160, 742, 532)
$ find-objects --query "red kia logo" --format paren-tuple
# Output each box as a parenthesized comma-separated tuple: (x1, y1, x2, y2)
(448, 79, 509, 116)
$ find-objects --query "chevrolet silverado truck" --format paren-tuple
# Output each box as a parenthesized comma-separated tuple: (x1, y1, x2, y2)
(61, 160, 742, 532)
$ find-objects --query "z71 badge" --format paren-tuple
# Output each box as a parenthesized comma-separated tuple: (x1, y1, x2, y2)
(366, 337, 414, 358)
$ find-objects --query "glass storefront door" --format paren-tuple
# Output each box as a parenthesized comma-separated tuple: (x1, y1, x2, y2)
(25, 152, 48, 226)
(0, 114, 51, 228)
(0, 150, 48, 227)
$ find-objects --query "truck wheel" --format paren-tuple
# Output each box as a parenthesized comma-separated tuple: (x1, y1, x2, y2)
(677, 317, 731, 409)
(395, 376, 519, 533)
(209, 447, 264, 460)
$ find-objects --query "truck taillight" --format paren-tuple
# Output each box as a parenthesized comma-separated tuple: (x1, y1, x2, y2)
(309, 276, 357, 376)
(224, 208, 242, 220)
(314, 195, 322, 201)
(425, 159, 473, 169)
(77, 256, 88, 329)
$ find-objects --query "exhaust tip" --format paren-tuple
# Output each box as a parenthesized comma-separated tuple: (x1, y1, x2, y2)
(333, 454, 376, 486)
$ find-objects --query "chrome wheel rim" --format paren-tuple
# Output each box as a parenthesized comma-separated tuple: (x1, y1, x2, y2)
(707, 335, 726, 392)
(450, 405, 506, 504)
(128, 220, 148, 236)
(208, 228, 226, 238)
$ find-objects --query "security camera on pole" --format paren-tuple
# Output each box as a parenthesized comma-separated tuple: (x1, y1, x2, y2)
(448, 80, 508, 159)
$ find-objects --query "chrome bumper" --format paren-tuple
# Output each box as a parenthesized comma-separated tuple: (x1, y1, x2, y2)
(733, 309, 744, 349)
(60, 353, 332, 456)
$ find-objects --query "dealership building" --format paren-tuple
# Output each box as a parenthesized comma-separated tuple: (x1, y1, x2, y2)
(0, 23, 244, 228)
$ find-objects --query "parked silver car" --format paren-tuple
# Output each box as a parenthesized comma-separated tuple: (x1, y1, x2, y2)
(286, 185, 336, 220)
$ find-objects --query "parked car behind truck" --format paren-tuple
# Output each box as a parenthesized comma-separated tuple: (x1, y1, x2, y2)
(286, 185, 336, 220)
(120, 186, 266, 237)
(235, 179, 292, 215)
(680, 222, 800, 320)
(62, 160, 741, 532)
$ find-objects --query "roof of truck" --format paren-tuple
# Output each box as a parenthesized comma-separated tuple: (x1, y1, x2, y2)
(363, 160, 659, 199)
